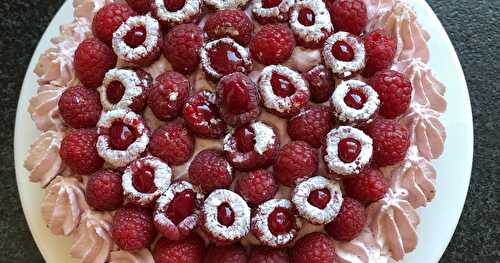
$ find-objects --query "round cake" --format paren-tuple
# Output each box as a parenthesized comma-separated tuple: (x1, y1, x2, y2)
(25, 0, 447, 262)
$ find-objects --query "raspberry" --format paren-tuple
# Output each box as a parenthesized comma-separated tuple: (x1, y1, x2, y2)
(325, 197, 366, 241)
(302, 65, 335, 103)
(365, 118, 410, 166)
(362, 29, 397, 77)
(153, 234, 205, 263)
(249, 247, 289, 263)
(287, 105, 334, 148)
(58, 85, 102, 128)
(236, 170, 278, 206)
(85, 169, 123, 211)
(368, 70, 412, 119)
(60, 129, 104, 174)
(125, 0, 150, 14)
(273, 141, 318, 187)
(92, 3, 136, 45)
(74, 38, 117, 89)
(326, 0, 367, 36)
(163, 24, 204, 74)
(182, 90, 227, 139)
(149, 122, 195, 165)
(216, 73, 261, 127)
(204, 9, 253, 45)
(188, 149, 233, 193)
(111, 205, 156, 250)
(250, 24, 295, 65)
(200, 38, 253, 80)
(291, 232, 336, 263)
(204, 244, 248, 263)
(343, 167, 388, 204)
(147, 71, 190, 121)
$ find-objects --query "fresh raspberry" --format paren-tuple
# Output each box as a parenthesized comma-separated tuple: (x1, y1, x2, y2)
(188, 149, 233, 193)
(125, 0, 150, 14)
(216, 72, 261, 127)
(368, 70, 412, 119)
(85, 169, 123, 211)
(74, 38, 117, 89)
(365, 118, 410, 166)
(149, 122, 195, 165)
(343, 167, 388, 204)
(111, 205, 156, 250)
(325, 197, 366, 241)
(163, 24, 204, 74)
(362, 29, 397, 77)
(92, 3, 136, 45)
(60, 129, 104, 174)
(249, 246, 290, 263)
(287, 105, 334, 148)
(106, 68, 152, 113)
(147, 71, 190, 121)
(154, 234, 205, 263)
(291, 232, 336, 263)
(274, 141, 318, 187)
(58, 85, 102, 128)
(200, 38, 253, 80)
(250, 24, 296, 65)
(204, 9, 253, 45)
(326, 0, 367, 36)
(302, 65, 335, 103)
(182, 90, 227, 139)
(236, 170, 278, 206)
(204, 244, 248, 263)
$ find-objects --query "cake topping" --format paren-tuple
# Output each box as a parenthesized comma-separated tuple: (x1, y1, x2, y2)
(189, 149, 234, 193)
(326, 0, 368, 36)
(200, 38, 252, 80)
(24, 131, 64, 186)
(250, 24, 296, 65)
(154, 181, 204, 240)
(149, 122, 195, 165)
(60, 128, 104, 175)
(258, 65, 309, 118)
(323, 126, 373, 176)
(122, 156, 172, 206)
(274, 141, 318, 186)
(289, 0, 333, 49)
(182, 90, 227, 139)
(324, 197, 366, 241)
(302, 65, 335, 103)
(251, 199, 301, 247)
(150, 0, 202, 27)
(111, 206, 156, 250)
(112, 15, 162, 66)
(343, 167, 388, 204)
(201, 189, 251, 243)
(362, 29, 397, 77)
(98, 68, 152, 112)
(368, 69, 413, 119)
(59, 85, 102, 129)
(291, 176, 343, 224)
(322, 31, 366, 79)
(74, 38, 117, 89)
(96, 109, 150, 168)
(291, 232, 336, 263)
(204, 9, 253, 45)
(163, 23, 204, 74)
(365, 118, 410, 166)
(330, 80, 379, 124)
(92, 3, 137, 45)
(203, 0, 249, 10)
(287, 105, 334, 148)
(86, 169, 124, 211)
(147, 71, 190, 121)
(252, 0, 295, 24)
(153, 234, 206, 263)
(236, 169, 279, 206)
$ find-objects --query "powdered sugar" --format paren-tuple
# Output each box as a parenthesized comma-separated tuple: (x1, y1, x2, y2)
(204, 0, 249, 10)
(251, 121, 276, 155)
(289, 0, 333, 43)
(98, 68, 146, 111)
(112, 15, 161, 62)
(331, 80, 380, 124)
(200, 37, 252, 79)
(252, 0, 295, 21)
(324, 126, 373, 176)
(323, 31, 366, 78)
(291, 176, 343, 225)
(152, 0, 201, 25)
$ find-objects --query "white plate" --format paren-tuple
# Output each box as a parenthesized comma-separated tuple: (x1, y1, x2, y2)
(14, 0, 473, 262)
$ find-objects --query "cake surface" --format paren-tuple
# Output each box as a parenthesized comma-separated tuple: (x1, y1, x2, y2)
(25, 0, 448, 262)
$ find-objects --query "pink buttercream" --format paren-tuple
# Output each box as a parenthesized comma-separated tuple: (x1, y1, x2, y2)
(24, 131, 65, 186)
(28, 83, 67, 132)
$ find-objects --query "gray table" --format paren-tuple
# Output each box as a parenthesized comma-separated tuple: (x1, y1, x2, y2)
(1, 0, 498, 262)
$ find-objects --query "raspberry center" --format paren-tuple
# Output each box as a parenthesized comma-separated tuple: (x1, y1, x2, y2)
(109, 121, 137, 150)
(164, 0, 186, 11)
(106, 81, 126, 104)
(307, 188, 331, 209)
(298, 8, 315, 26)
(262, 0, 282, 8)
(166, 189, 197, 225)
(271, 73, 296, 98)
(338, 138, 361, 163)
(268, 207, 293, 235)
(124, 26, 147, 48)
(331, 41, 355, 62)
(233, 124, 256, 153)
(132, 165, 157, 193)
(208, 42, 245, 76)
(217, 202, 235, 226)
(223, 80, 250, 114)
(185, 96, 219, 126)
(344, 88, 367, 109)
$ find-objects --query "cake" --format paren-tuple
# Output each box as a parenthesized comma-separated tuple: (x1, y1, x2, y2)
(25, 0, 447, 262)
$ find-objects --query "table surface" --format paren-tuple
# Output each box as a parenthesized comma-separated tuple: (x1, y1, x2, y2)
(1, 0, 499, 262)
